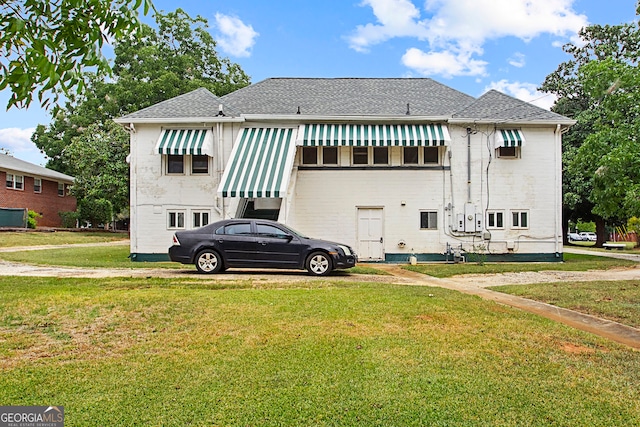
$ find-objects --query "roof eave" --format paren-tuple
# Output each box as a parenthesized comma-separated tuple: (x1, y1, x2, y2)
(448, 118, 576, 126)
(240, 114, 453, 123)
(113, 117, 246, 125)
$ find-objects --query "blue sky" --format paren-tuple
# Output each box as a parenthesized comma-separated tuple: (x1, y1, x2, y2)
(1, 0, 638, 165)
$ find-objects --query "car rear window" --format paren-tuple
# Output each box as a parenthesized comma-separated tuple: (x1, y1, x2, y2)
(215, 223, 252, 235)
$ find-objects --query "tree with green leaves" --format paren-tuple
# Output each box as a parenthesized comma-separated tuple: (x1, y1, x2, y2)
(31, 8, 250, 218)
(0, 0, 154, 110)
(64, 121, 130, 216)
(540, 2, 640, 245)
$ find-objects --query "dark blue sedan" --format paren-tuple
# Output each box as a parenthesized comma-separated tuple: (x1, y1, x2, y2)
(169, 219, 357, 275)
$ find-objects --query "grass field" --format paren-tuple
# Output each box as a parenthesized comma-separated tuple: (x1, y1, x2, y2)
(490, 280, 640, 328)
(404, 253, 637, 278)
(0, 231, 127, 247)
(1, 276, 639, 426)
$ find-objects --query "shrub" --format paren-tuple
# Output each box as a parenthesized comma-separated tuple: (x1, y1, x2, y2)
(27, 210, 41, 229)
(78, 198, 113, 228)
(59, 211, 79, 228)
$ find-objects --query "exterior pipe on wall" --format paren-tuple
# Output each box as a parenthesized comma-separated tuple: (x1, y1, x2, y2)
(467, 127, 472, 203)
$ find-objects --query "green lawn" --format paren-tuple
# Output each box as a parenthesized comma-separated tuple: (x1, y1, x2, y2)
(489, 280, 640, 329)
(404, 253, 637, 278)
(0, 245, 181, 269)
(0, 231, 127, 247)
(0, 277, 638, 426)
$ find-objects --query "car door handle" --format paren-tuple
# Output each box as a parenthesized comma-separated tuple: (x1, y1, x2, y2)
(258, 241, 267, 246)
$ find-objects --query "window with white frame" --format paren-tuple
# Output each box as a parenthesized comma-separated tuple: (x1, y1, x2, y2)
(6, 174, 23, 190)
(420, 211, 438, 229)
(487, 211, 504, 229)
(58, 182, 65, 196)
(168, 211, 186, 229)
(497, 146, 519, 158)
(167, 155, 184, 174)
(192, 211, 210, 228)
(424, 147, 439, 164)
(511, 210, 529, 229)
(322, 147, 338, 165)
(301, 147, 318, 165)
(402, 146, 442, 165)
(33, 178, 42, 193)
(352, 147, 368, 165)
(191, 155, 209, 174)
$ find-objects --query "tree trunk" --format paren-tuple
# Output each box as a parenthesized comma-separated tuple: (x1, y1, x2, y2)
(595, 216, 606, 247)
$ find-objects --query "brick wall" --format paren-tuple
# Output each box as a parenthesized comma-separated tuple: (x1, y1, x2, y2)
(0, 171, 77, 227)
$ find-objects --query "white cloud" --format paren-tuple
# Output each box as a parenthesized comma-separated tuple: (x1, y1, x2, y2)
(508, 52, 526, 68)
(401, 47, 488, 78)
(215, 13, 259, 57)
(0, 127, 47, 165)
(348, 0, 588, 77)
(347, 0, 429, 52)
(0, 127, 36, 152)
(485, 80, 557, 110)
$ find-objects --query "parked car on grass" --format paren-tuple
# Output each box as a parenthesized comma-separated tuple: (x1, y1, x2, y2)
(169, 219, 357, 276)
(579, 232, 597, 241)
(567, 232, 583, 242)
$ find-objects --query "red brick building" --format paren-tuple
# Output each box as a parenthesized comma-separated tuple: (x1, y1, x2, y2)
(0, 154, 76, 228)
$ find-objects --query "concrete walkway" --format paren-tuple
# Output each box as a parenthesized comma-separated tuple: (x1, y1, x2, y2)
(372, 264, 640, 350)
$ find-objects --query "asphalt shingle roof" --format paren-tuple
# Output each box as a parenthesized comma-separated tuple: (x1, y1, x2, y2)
(117, 88, 235, 121)
(220, 78, 476, 116)
(0, 154, 74, 182)
(115, 79, 572, 124)
(452, 90, 570, 122)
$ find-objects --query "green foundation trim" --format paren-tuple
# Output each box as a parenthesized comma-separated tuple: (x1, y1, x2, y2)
(130, 253, 171, 262)
(383, 252, 563, 263)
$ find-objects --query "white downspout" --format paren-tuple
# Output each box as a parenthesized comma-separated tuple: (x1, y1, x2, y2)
(555, 124, 562, 257)
(127, 123, 137, 257)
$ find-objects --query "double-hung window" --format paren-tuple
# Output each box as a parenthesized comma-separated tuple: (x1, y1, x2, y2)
(58, 182, 65, 196)
(34, 178, 42, 193)
(167, 155, 184, 174)
(6, 174, 23, 190)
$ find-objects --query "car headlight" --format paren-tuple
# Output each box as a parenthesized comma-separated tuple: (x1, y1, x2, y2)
(337, 245, 352, 256)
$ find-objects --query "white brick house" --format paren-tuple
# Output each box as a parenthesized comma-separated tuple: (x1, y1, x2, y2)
(115, 78, 573, 262)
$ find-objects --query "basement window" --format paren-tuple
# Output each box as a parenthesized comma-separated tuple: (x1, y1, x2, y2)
(511, 211, 528, 229)
(168, 211, 185, 229)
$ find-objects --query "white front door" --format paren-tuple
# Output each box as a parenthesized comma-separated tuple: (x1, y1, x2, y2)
(357, 208, 384, 261)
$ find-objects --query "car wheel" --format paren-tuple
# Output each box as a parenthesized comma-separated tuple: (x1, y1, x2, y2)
(306, 251, 332, 276)
(195, 249, 223, 274)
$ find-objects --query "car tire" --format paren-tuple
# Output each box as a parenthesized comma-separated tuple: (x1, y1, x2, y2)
(306, 251, 332, 276)
(195, 249, 223, 274)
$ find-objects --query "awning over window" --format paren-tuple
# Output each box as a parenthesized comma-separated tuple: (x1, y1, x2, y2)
(218, 127, 297, 198)
(297, 124, 450, 147)
(155, 129, 214, 156)
(496, 129, 525, 147)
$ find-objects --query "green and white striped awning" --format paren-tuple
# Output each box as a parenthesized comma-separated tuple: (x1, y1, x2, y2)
(156, 129, 214, 156)
(297, 124, 450, 147)
(218, 127, 297, 198)
(496, 129, 525, 147)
